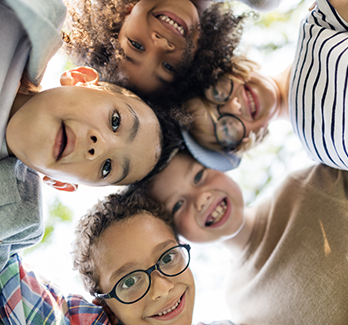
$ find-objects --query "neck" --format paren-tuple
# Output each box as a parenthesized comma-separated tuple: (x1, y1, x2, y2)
(222, 206, 257, 260)
(270, 64, 292, 121)
(9, 92, 34, 120)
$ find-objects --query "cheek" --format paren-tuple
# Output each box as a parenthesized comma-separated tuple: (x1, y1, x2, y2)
(175, 212, 200, 242)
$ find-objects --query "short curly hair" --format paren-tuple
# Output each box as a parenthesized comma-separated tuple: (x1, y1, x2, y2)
(146, 4, 249, 123)
(62, 1, 247, 121)
(72, 189, 177, 296)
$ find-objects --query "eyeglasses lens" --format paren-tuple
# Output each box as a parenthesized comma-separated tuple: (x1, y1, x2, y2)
(205, 75, 233, 104)
(216, 116, 244, 149)
(116, 271, 150, 303)
(115, 246, 189, 303)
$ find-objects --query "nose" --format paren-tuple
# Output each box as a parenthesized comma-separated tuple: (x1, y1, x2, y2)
(195, 191, 212, 212)
(152, 32, 175, 52)
(148, 271, 174, 300)
(86, 130, 107, 160)
(223, 96, 242, 116)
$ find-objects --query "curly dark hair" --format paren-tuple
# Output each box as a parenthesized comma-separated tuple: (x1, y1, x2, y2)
(72, 189, 177, 296)
(62, 1, 247, 124)
(145, 3, 248, 124)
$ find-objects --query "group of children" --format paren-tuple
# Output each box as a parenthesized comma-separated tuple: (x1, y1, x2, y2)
(1, 0, 348, 324)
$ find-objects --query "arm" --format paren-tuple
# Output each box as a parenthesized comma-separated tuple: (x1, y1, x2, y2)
(329, 0, 348, 22)
(0, 157, 43, 271)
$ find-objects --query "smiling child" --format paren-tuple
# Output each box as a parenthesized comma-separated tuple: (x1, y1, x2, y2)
(184, 0, 348, 171)
(73, 190, 235, 325)
(1, 0, 180, 191)
(145, 149, 348, 324)
(63, 0, 254, 104)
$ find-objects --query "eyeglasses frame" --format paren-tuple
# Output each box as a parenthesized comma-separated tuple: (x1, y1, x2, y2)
(205, 75, 246, 151)
(94, 244, 191, 305)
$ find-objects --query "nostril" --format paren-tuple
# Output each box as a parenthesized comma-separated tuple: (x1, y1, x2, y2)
(155, 34, 160, 39)
(89, 149, 95, 155)
(91, 136, 97, 143)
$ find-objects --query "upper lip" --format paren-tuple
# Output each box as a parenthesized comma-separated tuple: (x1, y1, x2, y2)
(153, 11, 188, 38)
(150, 292, 184, 317)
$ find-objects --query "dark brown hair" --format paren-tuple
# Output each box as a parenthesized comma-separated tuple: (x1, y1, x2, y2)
(72, 189, 177, 295)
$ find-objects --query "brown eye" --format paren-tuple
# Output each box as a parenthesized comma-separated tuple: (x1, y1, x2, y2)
(111, 111, 120, 132)
(102, 159, 112, 178)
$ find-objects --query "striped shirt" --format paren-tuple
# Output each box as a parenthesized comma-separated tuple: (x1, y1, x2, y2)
(289, 0, 348, 170)
(0, 254, 110, 325)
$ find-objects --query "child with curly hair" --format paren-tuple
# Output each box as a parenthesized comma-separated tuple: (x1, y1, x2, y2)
(63, 0, 280, 102)
(72, 190, 236, 325)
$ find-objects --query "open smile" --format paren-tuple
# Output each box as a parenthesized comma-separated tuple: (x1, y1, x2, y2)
(150, 292, 186, 321)
(244, 86, 258, 120)
(205, 198, 231, 228)
(154, 12, 188, 37)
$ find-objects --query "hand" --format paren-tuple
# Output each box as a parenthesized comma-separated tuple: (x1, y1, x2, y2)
(92, 298, 120, 325)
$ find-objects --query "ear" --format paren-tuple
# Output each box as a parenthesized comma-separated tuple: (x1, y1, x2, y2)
(42, 176, 78, 192)
(124, 3, 134, 16)
(60, 66, 99, 87)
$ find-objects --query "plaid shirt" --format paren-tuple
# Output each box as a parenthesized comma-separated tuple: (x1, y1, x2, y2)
(0, 253, 110, 325)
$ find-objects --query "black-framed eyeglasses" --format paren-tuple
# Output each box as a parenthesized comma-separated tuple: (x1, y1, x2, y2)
(204, 75, 246, 151)
(94, 244, 191, 304)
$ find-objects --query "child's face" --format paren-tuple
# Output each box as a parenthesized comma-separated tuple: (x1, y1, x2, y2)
(6, 86, 161, 186)
(96, 213, 195, 325)
(187, 70, 279, 150)
(151, 152, 245, 243)
(118, 0, 200, 94)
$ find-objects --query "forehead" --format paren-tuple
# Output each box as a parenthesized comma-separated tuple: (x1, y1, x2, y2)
(152, 153, 194, 195)
(96, 214, 177, 276)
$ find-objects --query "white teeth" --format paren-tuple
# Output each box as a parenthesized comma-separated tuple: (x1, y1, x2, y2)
(206, 200, 227, 226)
(246, 89, 256, 115)
(157, 15, 185, 36)
(156, 298, 181, 317)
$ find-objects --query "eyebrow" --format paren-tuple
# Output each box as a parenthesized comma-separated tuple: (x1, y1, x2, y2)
(109, 239, 177, 282)
(126, 103, 139, 143)
(112, 157, 130, 185)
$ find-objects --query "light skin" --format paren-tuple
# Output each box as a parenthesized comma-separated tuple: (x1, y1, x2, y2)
(187, 65, 291, 151)
(151, 151, 252, 246)
(6, 67, 161, 189)
(118, 0, 200, 95)
(151, 152, 257, 258)
(95, 213, 195, 325)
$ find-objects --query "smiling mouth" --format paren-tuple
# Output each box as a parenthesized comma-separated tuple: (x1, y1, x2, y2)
(245, 88, 256, 118)
(205, 199, 227, 227)
(57, 123, 67, 161)
(156, 14, 186, 36)
(155, 297, 181, 317)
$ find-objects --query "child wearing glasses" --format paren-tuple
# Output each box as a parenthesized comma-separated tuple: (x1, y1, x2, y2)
(69, 190, 236, 325)
(143, 149, 348, 324)
(0, 188, 234, 324)
(184, 0, 348, 171)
